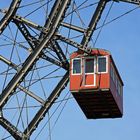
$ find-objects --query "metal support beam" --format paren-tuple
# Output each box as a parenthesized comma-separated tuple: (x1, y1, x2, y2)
(14, 20, 66, 69)
(0, 0, 71, 109)
(0, 36, 52, 108)
(38, 0, 71, 69)
(0, 9, 48, 34)
(44, 0, 66, 29)
(39, 0, 71, 42)
(118, 0, 140, 5)
(0, 0, 21, 34)
(81, 0, 107, 47)
(18, 85, 45, 105)
(24, 71, 69, 137)
(0, 0, 71, 139)
(13, 14, 48, 33)
(0, 117, 27, 140)
(0, 55, 18, 70)
(80, 0, 140, 48)
(39, 0, 68, 40)
(56, 34, 92, 53)
(14, 20, 37, 50)
(50, 40, 69, 69)
(1, 10, 70, 69)
(61, 22, 85, 33)
(0, 55, 45, 104)
(41, 54, 64, 68)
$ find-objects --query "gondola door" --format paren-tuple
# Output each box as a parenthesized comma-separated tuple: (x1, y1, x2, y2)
(83, 57, 96, 87)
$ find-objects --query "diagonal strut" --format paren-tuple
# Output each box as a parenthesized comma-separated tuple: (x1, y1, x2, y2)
(0, 0, 71, 109)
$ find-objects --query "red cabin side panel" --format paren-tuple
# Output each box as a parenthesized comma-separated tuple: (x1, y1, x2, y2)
(96, 73, 110, 89)
(70, 49, 111, 92)
(85, 75, 95, 86)
(70, 75, 82, 92)
(70, 54, 82, 92)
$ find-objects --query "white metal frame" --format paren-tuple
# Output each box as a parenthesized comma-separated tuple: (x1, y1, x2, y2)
(83, 56, 96, 87)
(97, 55, 108, 74)
(71, 58, 82, 75)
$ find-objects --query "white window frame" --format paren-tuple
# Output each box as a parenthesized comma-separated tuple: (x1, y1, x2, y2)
(97, 56, 108, 74)
(72, 58, 82, 75)
(84, 57, 96, 87)
(84, 57, 96, 75)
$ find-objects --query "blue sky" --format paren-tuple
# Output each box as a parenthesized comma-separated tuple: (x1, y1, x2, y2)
(51, 3, 140, 140)
(0, 1, 140, 140)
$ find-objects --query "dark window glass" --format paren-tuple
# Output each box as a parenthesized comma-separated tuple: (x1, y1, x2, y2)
(73, 59, 81, 74)
(85, 58, 94, 73)
(110, 64, 113, 78)
(118, 82, 122, 95)
(98, 57, 106, 72)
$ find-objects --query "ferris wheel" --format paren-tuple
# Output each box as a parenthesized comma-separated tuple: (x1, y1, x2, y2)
(0, 0, 139, 139)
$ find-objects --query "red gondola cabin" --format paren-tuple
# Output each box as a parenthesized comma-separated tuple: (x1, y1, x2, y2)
(70, 49, 123, 119)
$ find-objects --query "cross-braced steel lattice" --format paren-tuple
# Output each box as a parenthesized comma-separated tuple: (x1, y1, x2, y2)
(0, 0, 139, 139)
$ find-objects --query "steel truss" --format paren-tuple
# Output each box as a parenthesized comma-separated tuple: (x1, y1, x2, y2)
(0, 0, 139, 139)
